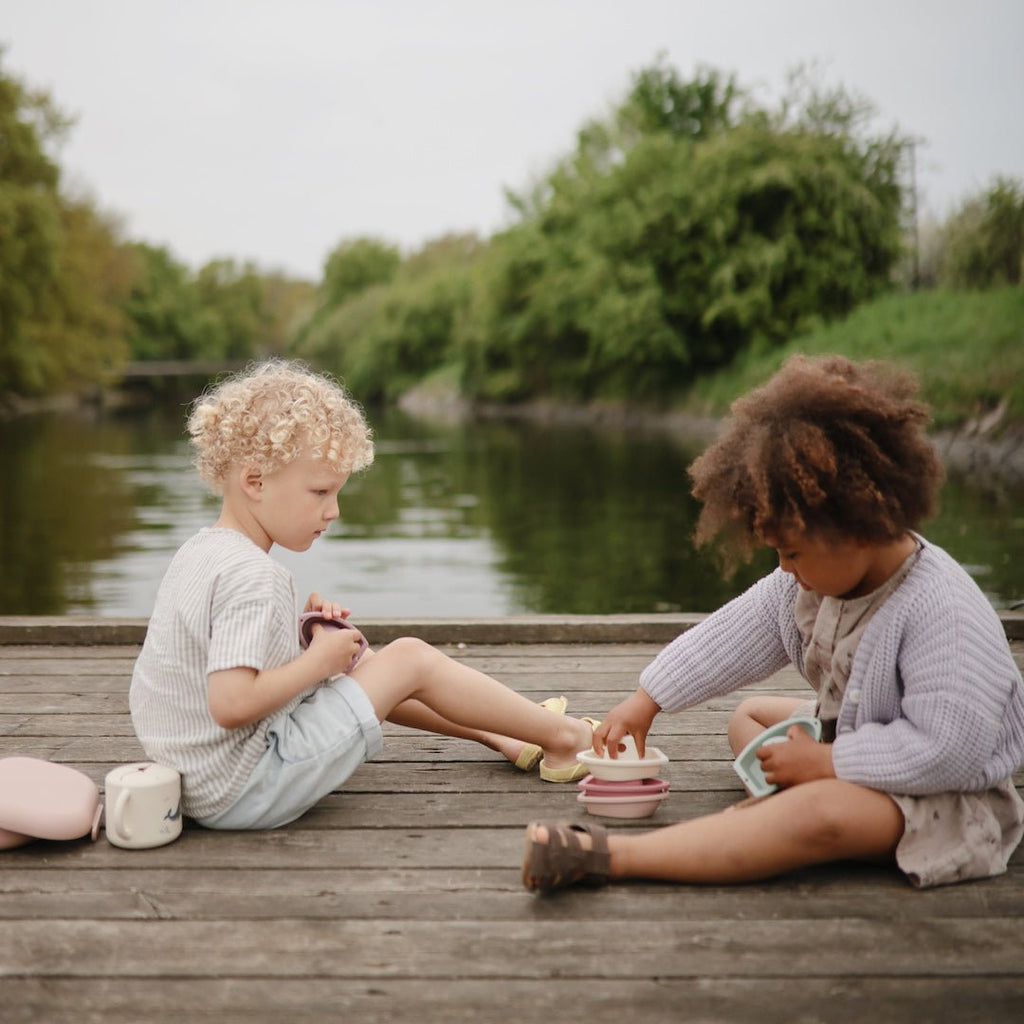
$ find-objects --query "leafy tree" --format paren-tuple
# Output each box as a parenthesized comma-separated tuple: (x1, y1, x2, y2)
(296, 234, 480, 402)
(461, 63, 906, 402)
(939, 177, 1023, 289)
(123, 243, 204, 360)
(125, 248, 314, 363)
(0, 53, 63, 391)
(18, 197, 135, 391)
(321, 236, 400, 307)
(1, 55, 137, 395)
(354, 269, 473, 401)
(293, 282, 389, 394)
(616, 59, 740, 142)
(259, 272, 315, 355)
(296, 62, 908, 408)
(194, 259, 270, 359)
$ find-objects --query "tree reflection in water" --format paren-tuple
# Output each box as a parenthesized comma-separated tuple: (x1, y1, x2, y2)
(0, 405, 1019, 616)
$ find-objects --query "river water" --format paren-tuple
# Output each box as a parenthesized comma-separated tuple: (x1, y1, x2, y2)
(1, 403, 1021, 617)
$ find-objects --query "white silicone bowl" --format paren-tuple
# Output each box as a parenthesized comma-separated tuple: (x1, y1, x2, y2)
(575, 746, 669, 782)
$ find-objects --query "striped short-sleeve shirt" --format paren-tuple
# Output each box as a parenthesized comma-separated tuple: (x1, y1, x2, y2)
(129, 528, 314, 818)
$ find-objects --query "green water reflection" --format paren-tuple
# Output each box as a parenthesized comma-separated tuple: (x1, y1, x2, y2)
(0, 406, 1020, 616)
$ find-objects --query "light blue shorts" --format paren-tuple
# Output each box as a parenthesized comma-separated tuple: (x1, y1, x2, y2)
(195, 674, 383, 830)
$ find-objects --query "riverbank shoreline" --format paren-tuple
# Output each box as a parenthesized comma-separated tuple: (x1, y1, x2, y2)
(399, 387, 1024, 488)
(5, 380, 1023, 488)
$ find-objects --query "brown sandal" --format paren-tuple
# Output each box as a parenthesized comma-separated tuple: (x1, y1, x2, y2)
(522, 820, 611, 894)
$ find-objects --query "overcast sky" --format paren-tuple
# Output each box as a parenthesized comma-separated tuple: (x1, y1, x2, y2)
(4, 0, 1022, 280)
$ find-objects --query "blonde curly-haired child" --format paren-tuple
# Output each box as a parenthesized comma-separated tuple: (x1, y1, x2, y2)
(130, 360, 595, 829)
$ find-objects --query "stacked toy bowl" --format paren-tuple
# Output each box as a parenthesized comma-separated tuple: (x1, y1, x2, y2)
(574, 737, 671, 819)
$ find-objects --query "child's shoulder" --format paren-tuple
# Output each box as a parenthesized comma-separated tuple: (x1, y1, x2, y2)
(912, 536, 984, 595)
(167, 528, 283, 587)
(897, 535, 1005, 632)
(172, 527, 262, 564)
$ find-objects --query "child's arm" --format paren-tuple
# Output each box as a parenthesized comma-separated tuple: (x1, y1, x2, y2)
(640, 570, 795, 713)
(593, 689, 661, 759)
(207, 626, 364, 730)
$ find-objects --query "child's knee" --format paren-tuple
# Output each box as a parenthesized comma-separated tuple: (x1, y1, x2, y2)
(380, 635, 439, 671)
(730, 697, 761, 724)
(727, 698, 764, 752)
(784, 781, 856, 852)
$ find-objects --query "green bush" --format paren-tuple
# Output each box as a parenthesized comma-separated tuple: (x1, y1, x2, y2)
(685, 287, 1024, 429)
(457, 64, 906, 403)
(939, 177, 1023, 289)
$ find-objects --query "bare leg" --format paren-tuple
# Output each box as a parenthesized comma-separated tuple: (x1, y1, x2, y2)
(349, 637, 593, 769)
(528, 779, 904, 886)
(387, 698, 527, 763)
(727, 695, 809, 756)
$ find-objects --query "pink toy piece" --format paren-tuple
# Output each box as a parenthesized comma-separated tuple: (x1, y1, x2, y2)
(577, 776, 671, 798)
(0, 757, 103, 847)
(297, 612, 368, 673)
(576, 788, 671, 819)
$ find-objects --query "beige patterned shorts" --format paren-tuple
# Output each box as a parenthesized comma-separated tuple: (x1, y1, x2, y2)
(890, 778, 1024, 888)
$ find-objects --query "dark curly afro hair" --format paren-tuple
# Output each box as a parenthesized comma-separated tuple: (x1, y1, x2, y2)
(689, 354, 945, 565)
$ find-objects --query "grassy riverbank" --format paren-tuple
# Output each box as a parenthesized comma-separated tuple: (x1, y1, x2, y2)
(682, 287, 1024, 432)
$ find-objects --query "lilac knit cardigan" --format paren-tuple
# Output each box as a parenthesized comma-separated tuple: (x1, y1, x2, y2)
(639, 537, 1024, 796)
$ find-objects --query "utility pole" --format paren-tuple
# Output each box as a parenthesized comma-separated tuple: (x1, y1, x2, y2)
(908, 138, 921, 290)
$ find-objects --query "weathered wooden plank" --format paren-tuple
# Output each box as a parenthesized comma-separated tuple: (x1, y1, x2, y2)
(0, 660, 140, 677)
(0, 706, 776, 739)
(0, 826, 691, 871)
(3, 865, 1022, 921)
(5, 742, 1021, 799)
(4, 917, 1024, 979)
(0, 644, 143, 659)
(0, 732, 741, 762)
(2, 625, 1022, 1024)
(0, 758, 750, 794)
(0, 614, 709, 647)
(0, 692, 792, 720)
(0, 714, 139, 736)
(3, 611, 1020, 644)
(6, 824, 1021, 873)
(3, 977, 1021, 1024)
(0, 694, 129, 714)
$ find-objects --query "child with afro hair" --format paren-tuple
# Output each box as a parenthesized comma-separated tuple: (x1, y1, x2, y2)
(523, 355, 1024, 893)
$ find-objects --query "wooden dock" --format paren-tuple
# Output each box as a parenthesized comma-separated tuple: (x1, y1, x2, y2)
(2, 615, 1023, 1024)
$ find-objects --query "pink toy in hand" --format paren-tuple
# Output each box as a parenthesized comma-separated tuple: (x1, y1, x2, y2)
(297, 612, 368, 674)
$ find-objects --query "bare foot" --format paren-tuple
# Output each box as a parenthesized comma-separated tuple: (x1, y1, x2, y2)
(491, 734, 530, 765)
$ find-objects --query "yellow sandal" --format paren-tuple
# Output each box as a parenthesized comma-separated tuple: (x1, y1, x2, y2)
(538, 717, 601, 783)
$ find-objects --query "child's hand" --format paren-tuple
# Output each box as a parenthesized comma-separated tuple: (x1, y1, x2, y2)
(307, 621, 366, 678)
(303, 592, 350, 623)
(756, 726, 836, 788)
(592, 689, 661, 759)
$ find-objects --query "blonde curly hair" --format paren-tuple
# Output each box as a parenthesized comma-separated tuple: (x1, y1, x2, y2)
(187, 360, 375, 492)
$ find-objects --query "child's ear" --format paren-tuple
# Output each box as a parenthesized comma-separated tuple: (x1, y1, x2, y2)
(239, 465, 264, 499)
